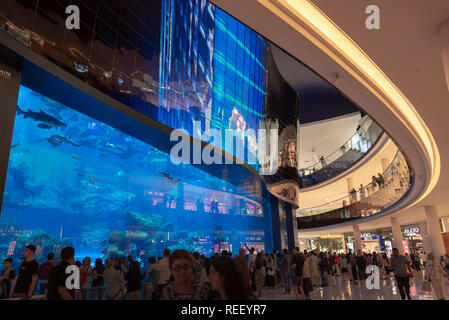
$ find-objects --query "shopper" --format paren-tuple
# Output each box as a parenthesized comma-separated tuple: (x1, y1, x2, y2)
(47, 246, 76, 300)
(280, 249, 291, 294)
(160, 250, 212, 300)
(340, 254, 349, 280)
(291, 248, 305, 300)
(319, 252, 329, 286)
(254, 253, 263, 297)
(301, 254, 312, 300)
(266, 254, 275, 289)
(91, 258, 105, 300)
(233, 248, 249, 287)
(154, 248, 171, 300)
(38, 253, 55, 295)
(125, 261, 143, 300)
(208, 257, 255, 300)
(349, 253, 359, 284)
(143, 257, 157, 299)
(12, 244, 39, 299)
(79, 257, 93, 300)
(0, 258, 16, 299)
(391, 248, 413, 300)
(104, 257, 126, 300)
(308, 250, 321, 287)
(424, 252, 449, 300)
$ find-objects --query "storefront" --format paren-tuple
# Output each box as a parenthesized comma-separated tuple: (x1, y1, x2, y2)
(344, 229, 393, 254)
(401, 225, 423, 254)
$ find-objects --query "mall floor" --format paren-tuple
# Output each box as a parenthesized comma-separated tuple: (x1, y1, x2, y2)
(260, 271, 448, 300)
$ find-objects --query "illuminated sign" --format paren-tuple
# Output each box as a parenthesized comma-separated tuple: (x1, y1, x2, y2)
(362, 233, 372, 238)
(403, 227, 420, 236)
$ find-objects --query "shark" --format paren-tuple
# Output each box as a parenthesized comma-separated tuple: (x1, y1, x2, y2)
(17, 106, 67, 129)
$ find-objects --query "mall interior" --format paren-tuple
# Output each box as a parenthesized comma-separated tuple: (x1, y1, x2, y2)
(0, 0, 449, 300)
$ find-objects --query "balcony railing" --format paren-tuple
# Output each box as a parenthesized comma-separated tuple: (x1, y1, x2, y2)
(299, 117, 383, 187)
(297, 150, 413, 228)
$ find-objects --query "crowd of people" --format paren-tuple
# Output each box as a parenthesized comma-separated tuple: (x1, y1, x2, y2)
(1, 243, 449, 300)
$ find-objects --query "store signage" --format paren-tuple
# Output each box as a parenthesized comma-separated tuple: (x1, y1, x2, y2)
(362, 233, 372, 238)
(0, 68, 11, 80)
(320, 234, 343, 239)
(403, 227, 420, 235)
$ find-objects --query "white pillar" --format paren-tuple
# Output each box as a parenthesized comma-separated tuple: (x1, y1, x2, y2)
(391, 217, 404, 254)
(353, 224, 362, 254)
(425, 206, 445, 257)
(419, 222, 432, 253)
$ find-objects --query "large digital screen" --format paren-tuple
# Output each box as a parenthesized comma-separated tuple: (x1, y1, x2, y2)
(158, 0, 267, 166)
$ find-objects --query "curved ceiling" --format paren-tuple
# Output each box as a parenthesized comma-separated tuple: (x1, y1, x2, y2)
(209, 0, 442, 227)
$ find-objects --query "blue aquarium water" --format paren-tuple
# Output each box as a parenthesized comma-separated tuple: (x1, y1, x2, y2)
(0, 85, 268, 266)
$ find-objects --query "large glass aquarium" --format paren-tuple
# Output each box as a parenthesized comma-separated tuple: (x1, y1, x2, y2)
(0, 85, 268, 265)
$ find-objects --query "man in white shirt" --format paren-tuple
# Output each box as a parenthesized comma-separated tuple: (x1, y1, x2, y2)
(155, 249, 171, 299)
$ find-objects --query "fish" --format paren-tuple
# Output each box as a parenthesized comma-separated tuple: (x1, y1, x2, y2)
(17, 106, 67, 129)
(52, 186, 62, 195)
(11, 143, 19, 149)
(77, 173, 84, 177)
(72, 155, 80, 160)
(45, 135, 83, 147)
(91, 176, 99, 183)
(159, 171, 181, 185)
(45, 136, 63, 146)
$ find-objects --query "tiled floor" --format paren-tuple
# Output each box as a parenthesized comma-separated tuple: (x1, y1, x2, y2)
(259, 271, 449, 300)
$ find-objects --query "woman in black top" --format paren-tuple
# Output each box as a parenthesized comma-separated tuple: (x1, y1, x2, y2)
(254, 253, 263, 297)
(125, 261, 143, 300)
(91, 258, 105, 300)
(355, 250, 366, 284)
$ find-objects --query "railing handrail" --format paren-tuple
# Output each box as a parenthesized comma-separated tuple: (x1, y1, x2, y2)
(298, 148, 403, 212)
(301, 117, 378, 172)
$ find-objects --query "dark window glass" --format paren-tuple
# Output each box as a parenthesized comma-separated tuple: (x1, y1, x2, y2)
(119, 6, 139, 32)
(94, 19, 117, 48)
(97, 3, 119, 30)
(118, 21, 138, 46)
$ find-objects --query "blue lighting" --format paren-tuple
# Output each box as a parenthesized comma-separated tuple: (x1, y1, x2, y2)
(0, 85, 268, 265)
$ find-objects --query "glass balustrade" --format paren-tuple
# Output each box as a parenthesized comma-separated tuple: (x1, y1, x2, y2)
(299, 117, 383, 187)
(297, 150, 413, 228)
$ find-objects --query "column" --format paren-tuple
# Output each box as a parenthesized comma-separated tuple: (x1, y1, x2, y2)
(391, 217, 404, 254)
(0, 45, 22, 211)
(269, 195, 282, 251)
(425, 206, 445, 257)
(285, 202, 295, 252)
(419, 222, 432, 254)
(381, 158, 390, 171)
(353, 224, 362, 254)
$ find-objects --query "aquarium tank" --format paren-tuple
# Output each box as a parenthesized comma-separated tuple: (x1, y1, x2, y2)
(0, 85, 269, 267)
